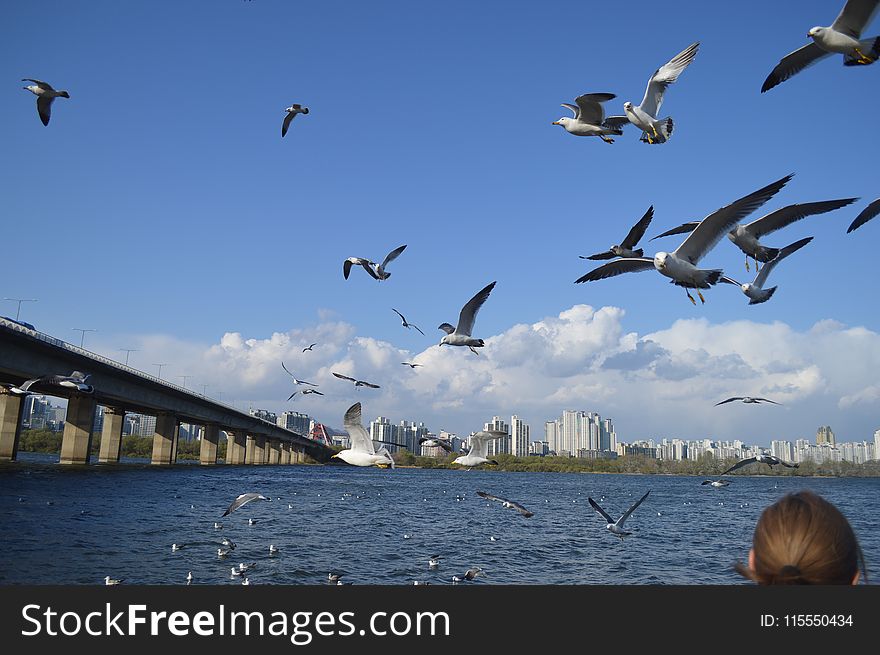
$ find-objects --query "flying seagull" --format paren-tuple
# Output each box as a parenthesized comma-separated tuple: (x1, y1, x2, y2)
(715, 396, 782, 406)
(419, 436, 453, 452)
(22, 79, 70, 126)
(221, 493, 269, 517)
(847, 198, 880, 233)
(581, 206, 654, 260)
(342, 256, 380, 280)
(281, 103, 309, 137)
(288, 388, 324, 401)
(605, 42, 700, 144)
(761, 0, 880, 93)
(331, 402, 395, 468)
(12, 371, 93, 395)
(552, 93, 623, 143)
(587, 490, 651, 538)
(281, 362, 317, 386)
(701, 479, 731, 488)
(476, 491, 534, 518)
(374, 245, 407, 280)
(718, 236, 813, 304)
(438, 281, 496, 351)
(302, 343, 317, 352)
(392, 308, 425, 335)
(332, 372, 380, 389)
(650, 199, 855, 271)
(452, 430, 507, 467)
(721, 454, 799, 475)
(401, 362, 423, 369)
(575, 175, 792, 304)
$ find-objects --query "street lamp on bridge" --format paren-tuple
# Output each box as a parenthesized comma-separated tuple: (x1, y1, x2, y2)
(153, 363, 166, 379)
(72, 328, 97, 349)
(3, 298, 37, 321)
(119, 348, 139, 366)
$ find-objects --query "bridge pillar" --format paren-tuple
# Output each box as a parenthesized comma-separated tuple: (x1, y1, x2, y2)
(226, 430, 246, 464)
(98, 406, 125, 464)
(280, 442, 291, 465)
(60, 395, 97, 465)
(170, 424, 180, 464)
(0, 391, 24, 462)
(268, 439, 281, 464)
(293, 447, 303, 464)
(252, 435, 267, 465)
(151, 413, 177, 465)
(200, 424, 219, 465)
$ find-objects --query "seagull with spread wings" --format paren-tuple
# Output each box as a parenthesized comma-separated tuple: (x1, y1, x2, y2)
(332, 372, 380, 389)
(331, 402, 395, 468)
(11, 371, 93, 395)
(401, 362, 423, 369)
(581, 206, 654, 261)
(452, 430, 507, 467)
(721, 454, 799, 475)
(221, 493, 269, 517)
(575, 176, 792, 304)
(438, 281, 496, 351)
(605, 42, 699, 144)
(761, 0, 880, 93)
(715, 396, 781, 406)
(552, 93, 623, 143)
(288, 388, 324, 401)
(476, 491, 534, 518)
(847, 198, 880, 233)
(302, 343, 317, 352)
(392, 308, 425, 335)
(22, 79, 70, 126)
(719, 236, 813, 304)
(588, 491, 651, 539)
(281, 103, 309, 137)
(419, 436, 453, 452)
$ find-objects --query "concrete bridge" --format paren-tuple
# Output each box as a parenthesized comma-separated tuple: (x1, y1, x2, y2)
(0, 318, 333, 465)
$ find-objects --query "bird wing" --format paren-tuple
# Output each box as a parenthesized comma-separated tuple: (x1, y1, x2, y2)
(36, 96, 53, 126)
(303, 343, 316, 352)
(755, 397, 782, 405)
(745, 198, 858, 238)
(343, 260, 353, 279)
(639, 42, 699, 117)
(720, 457, 758, 475)
(753, 236, 813, 289)
(333, 372, 357, 383)
(588, 497, 614, 524)
(621, 206, 655, 249)
(603, 114, 630, 129)
(650, 221, 699, 241)
(510, 501, 534, 518)
(343, 402, 375, 454)
(17, 376, 48, 392)
(831, 0, 880, 38)
(281, 111, 295, 137)
(778, 459, 799, 468)
(582, 250, 616, 260)
(22, 78, 52, 89)
(308, 389, 325, 395)
(358, 381, 381, 389)
(222, 493, 266, 517)
(847, 198, 880, 233)
(470, 430, 506, 458)
(761, 43, 831, 93)
(359, 260, 381, 279)
(574, 258, 655, 283)
(674, 175, 792, 265)
(435, 439, 453, 452)
(392, 308, 407, 323)
(477, 491, 505, 503)
(574, 93, 615, 125)
(718, 276, 742, 286)
(381, 244, 407, 270)
(437, 323, 456, 334)
(287, 391, 298, 401)
(617, 490, 650, 527)
(561, 102, 579, 118)
(410, 323, 425, 336)
(715, 397, 743, 406)
(455, 281, 496, 336)
(281, 361, 296, 378)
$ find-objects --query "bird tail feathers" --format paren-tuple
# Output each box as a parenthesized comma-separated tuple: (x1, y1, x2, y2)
(632, 248, 644, 258)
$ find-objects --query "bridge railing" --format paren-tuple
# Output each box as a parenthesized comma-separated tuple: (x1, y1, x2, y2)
(0, 318, 311, 442)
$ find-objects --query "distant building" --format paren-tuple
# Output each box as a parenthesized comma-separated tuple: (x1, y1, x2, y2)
(510, 415, 530, 457)
(484, 416, 510, 456)
(816, 425, 835, 446)
(277, 410, 311, 435)
(249, 408, 277, 425)
(530, 440, 549, 456)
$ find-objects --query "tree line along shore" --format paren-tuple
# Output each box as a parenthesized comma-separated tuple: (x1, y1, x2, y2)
(13, 429, 880, 477)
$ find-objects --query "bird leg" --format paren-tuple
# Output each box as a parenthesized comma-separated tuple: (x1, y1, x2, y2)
(745, 254, 750, 272)
(854, 47, 876, 64)
(651, 124, 660, 139)
(599, 135, 615, 144)
(698, 288, 706, 304)
(685, 288, 697, 305)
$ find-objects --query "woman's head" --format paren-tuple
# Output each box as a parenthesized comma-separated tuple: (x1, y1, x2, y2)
(736, 490, 865, 585)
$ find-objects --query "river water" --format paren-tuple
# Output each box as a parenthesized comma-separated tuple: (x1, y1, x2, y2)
(1, 453, 877, 585)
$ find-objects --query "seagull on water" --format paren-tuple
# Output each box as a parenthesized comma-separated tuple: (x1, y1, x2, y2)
(22, 78, 70, 126)
(331, 402, 395, 468)
(721, 454, 799, 475)
(719, 237, 813, 304)
(281, 103, 309, 137)
(105, 576, 123, 585)
(476, 491, 534, 518)
(171, 543, 184, 551)
(218, 548, 230, 558)
(332, 372, 380, 389)
(452, 430, 507, 467)
(241, 577, 250, 585)
(581, 206, 654, 261)
(575, 175, 792, 304)
(588, 490, 651, 539)
(761, 0, 880, 93)
(701, 479, 731, 488)
(186, 571, 193, 585)
(715, 396, 782, 406)
(452, 567, 484, 583)
(438, 281, 496, 352)
(552, 93, 623, 143)
(269, 544, 279, 554)
(231, 567, 243, 577)
(428, 555, 442, 568)
(847, 198, 880, 233)
(392, 308, 425, 335)
(605, 42, 700, 144)
(221, 493, 269, 517)
(221, 537, 236, 549)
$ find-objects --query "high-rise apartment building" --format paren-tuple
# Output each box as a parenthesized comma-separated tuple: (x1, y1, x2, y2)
(816, 425, 835, 446)
(510, 415, 530, 457)
(484, 416, 510, 456)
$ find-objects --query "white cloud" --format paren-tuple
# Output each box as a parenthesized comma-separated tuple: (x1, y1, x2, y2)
(94, 306, 880, 444)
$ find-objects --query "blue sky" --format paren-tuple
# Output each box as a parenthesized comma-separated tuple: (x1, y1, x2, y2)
(2, 1, 879, 446)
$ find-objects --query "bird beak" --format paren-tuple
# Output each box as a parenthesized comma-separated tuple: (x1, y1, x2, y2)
(552, 121, 560, 125)
(331, 453, 339, 459)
